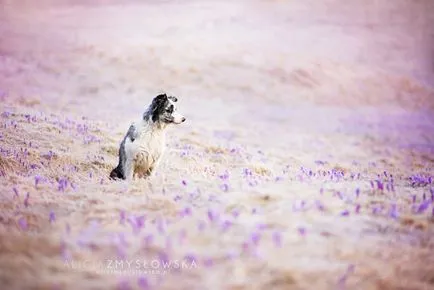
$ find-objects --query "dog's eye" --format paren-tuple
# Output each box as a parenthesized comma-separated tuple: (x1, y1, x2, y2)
(166, 105, 174, 113)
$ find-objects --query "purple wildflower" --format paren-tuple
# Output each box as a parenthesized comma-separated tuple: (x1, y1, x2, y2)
(178, 229, 187, 244)
(35, 175, 42, 187)
(143, 234, 153, 247)
(136, 215, 145, 228)
(354, 204, 361, 214)
(337, 264, 355, 288)
(24, 192, 30, 208)
(117, 280, 131, 290)
(57, 178, 68, 192)
(182, 180, 187, 186)
(250, 232, 261, 246)
(184, 254, 197, 263)
(180, 207, 192, 217)
(375, 180, 384, 191)
(156, 218, 166, 234)
(198, 220, 206, 231)
(49, 210, 56, 223)
(137, 277, 149, 290)
(221, 220, 232, 231)
(297, 227, 306, 236)
(355, 188, 360, 198)
(203, 258, 214, 267)
(220, 183, 229, 192)
(18, 217, 27, 230)
(119, 210, 126, 224)
(207, 209, 218, 222)
(372, 206, 382, 215)
(241, 242, 249, 251)
(389, 204, 399, 219)
(315, 200, 325, 211)
(272, 231, 282, 247)
(13, 187, 19, 198)
(416, 200, 431, 214)
(158, 251, 169, 265)
(340, 210, 350, 216)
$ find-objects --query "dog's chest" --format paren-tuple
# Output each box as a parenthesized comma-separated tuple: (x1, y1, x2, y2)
(126, 125, 166, 168)
(136, 130, 165, 158)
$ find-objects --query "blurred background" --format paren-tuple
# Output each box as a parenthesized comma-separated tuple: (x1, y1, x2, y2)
(1, 0, 434, 289)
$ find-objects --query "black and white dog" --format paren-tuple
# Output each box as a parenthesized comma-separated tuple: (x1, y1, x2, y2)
(110, 94, 185, 180)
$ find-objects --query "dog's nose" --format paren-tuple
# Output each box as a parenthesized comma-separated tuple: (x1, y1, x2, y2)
(181, 117, 186, 122)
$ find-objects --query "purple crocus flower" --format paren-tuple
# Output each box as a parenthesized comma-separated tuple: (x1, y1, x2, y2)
(13, 187, 19, 198)
(315, 200, 325, 211)
(198, 220, 206, 231)
(143, 234, 153, 247)
(117, 280, 131, 290)
(376, 180, 384, 191)
(389, 204, 399, 219)
(207, 209, 219, 222)
(24, 192, 30, 208)
(18, 217, 27, 230)
(35, 175, 42, 187)
(184, 254, 197, 263)
(57, 178, 68, 192)
(220, 184, 229, 192)
(119, 210, 126, 225)
(416, 200, 431, 214)
(355, 188, 360, 198)
(355, 204, 361, 214)
(272, 231, 282, 247)
(49, 210, 56, 223)
(221, 220, 232, 232)
(203, 258, 214, 267)
(180, 207, 192, 217)
(156, 218, 166, 234)
(297, 227, 306, 236)
(137, 277, 149, 289)
(250, 232, 261, 246)
(232, 210, 240, 218)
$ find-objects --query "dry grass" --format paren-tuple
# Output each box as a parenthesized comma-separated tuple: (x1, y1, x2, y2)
(1, 0, 434, 289)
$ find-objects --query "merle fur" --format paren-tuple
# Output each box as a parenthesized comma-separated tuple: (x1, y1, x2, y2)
(109, 93, 177, 180)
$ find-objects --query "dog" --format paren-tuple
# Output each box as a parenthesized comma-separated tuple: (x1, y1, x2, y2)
(110, 93, 185, 180)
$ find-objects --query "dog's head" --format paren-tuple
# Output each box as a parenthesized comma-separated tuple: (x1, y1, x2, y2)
(149, 94, 186, 125)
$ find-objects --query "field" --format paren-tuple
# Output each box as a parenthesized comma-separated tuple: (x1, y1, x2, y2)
(1, 0, 434, 289)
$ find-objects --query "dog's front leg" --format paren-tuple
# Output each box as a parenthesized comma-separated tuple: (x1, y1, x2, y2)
(147, 155, 163, 178)
(124, 157, 135, 181)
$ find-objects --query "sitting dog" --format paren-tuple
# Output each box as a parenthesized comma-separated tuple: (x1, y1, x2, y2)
(110, 94, 186, 180)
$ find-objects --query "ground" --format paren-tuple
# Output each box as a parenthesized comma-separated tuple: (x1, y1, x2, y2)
(1, 0, 434, 289)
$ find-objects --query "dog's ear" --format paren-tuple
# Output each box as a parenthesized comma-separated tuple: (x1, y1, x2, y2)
(168, 96, 178, 102)
(151, 94, 168, 122)
(153, 93, 168, 102)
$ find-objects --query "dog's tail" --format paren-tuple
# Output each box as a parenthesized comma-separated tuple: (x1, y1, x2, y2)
(109, 166, 124, 180)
